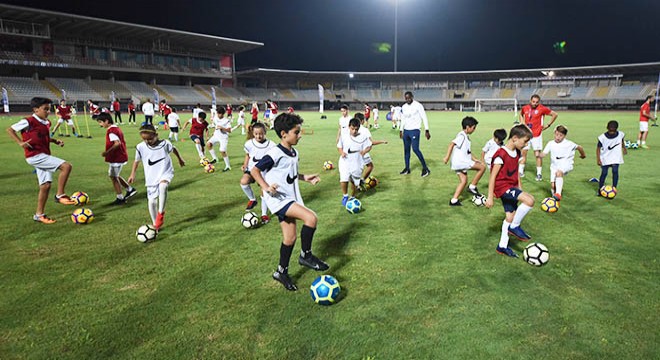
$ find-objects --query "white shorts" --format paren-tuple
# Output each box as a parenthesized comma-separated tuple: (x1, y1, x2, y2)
(208, 135, 229, 152)
(146, 181, 169, 200)
(451, 159, 475, 172)
(363, 153, 372, 165)
(338, 158, 363, 185)
(108, 162, 127, 177)
(58, 118, 74, 126)
(550, 164, 573, 182)
(26, 153, 66, 185)
(640, 121, 649, 132)
(237, 118, 245, 126)
(524, 136, 543, 151)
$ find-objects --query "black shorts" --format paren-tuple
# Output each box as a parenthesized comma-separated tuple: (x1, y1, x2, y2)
(500, 187, 523, 213)
(169, 126, 179, 133)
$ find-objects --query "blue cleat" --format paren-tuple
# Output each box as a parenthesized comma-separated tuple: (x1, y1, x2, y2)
(588, 177, 599, 183)
(341, 195, 349, 206)
(508, 226, 531, 241)
(496, 246, 519, 258)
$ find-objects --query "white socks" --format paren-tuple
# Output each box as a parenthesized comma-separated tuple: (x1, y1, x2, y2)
(195, 143, 205, 159)
(223, 156, 230, 169)
(261, 196, 268, 216)
(241, 184, 255, 200)
(555, 177, 563, 195)
(499, 220, 511, 248)
(208, 148, 218, 161)
(511, 204, 532, 228)
(158, 182, 168, 213)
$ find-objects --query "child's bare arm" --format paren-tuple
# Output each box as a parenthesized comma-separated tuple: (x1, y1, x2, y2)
(443, 142, 455, 164)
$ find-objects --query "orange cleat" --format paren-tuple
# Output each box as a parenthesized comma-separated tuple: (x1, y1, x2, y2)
(154, 212, 165, 230)
(33, 214, 56, 224)
(54, 194, 76, 205)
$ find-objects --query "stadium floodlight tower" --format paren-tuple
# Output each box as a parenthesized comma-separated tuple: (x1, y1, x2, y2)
(394, 0, 399, 72)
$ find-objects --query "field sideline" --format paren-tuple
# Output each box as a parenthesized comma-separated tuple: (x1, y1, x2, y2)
(0, 110, 658, 359)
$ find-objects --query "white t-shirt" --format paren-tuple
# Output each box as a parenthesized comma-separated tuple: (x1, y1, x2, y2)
(338, 115, 351, 137)
(141, 102, 155, 116)
(373, 108, 379, 119)
(450, 130, 473, 170)
(598, 131, 625, 166)
(211, 116, 231, 139)
(167, 113, 180, 128)
(482, 139, 501, 167)
(244, 138, 276, 171)
(237, 110, 245, 125)
(401, 100, 429, 131)
(543, 139, 578, 168)
(135, 139, 175, 186)
(259, 146, 303, 213)
(393, 106, 402, 120)
(337, 129, 372, 180)
(192, 107, 203, 119)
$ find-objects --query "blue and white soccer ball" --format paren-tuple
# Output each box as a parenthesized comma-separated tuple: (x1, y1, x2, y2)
(345, 198, 362, 214)
(310, 275, 341, 305)
(629, 142, 639, 149)
(624, 140, 631, 149)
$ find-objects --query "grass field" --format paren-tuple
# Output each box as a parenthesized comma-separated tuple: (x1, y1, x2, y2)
(1, 110, 658, 359)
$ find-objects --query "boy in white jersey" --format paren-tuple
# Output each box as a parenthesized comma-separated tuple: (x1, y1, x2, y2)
(354, 112, 387, 186)
(128, 124, 185, 231)
(338, 118, 372, 205)
(481, 129, 507, 168)
(336, 104, 351, 143)
(251, 113, 329, 291)
(240, 122, 276, 222)
(443, 116, 486, 206)
(237, 105, 246, 135)
(206, 107, 232, 171)
(596, 120, 626, 194)
(391, 105, 402, 129)
(167, 107, 181, 142)
(540, 125, 586, 201)
(372, 106, 380, 129)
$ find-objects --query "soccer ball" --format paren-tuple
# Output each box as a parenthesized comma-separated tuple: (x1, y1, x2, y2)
(345, 198, 362, 214)
(471, 194, 486, 206)
(600, 185, 617, 199)
(199, 158, 210, 167)
(523, 242, 549, 266)
(71, 208, 94, 224)
(204, 163, 215, 173)
(624, 140, 631, 149)
(241, 211, 260, 228)
(629, 142, 639, 149)
(310, 275, 341, 305)
(323, 160, 334, 170)
(540, 197, 560, 213)
(365, 176, 378, 189)
(136, 224, 157, 243)
(71, 191, 89, 205)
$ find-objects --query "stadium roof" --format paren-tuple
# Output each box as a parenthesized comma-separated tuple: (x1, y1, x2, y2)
(0, 4, 263, 55)
(237, 62, 660, 82)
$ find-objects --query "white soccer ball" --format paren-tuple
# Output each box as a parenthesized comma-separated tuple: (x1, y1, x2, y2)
(471, 194, 486, 206)
(241, 211, 260, 229)
(136, 224, 157, 243)
(523, 242, 549, 266)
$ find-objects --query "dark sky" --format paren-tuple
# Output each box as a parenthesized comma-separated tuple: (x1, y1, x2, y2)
(4, 0, 660, 71)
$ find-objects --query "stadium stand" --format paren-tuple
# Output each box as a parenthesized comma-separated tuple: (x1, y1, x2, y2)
(0, 76, 57, 103)
(47, 78, 101, 101)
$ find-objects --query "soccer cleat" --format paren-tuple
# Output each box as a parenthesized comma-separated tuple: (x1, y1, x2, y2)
(222, 167, 231, 172)
(209, 159, 217, 164)
(261, 215, 270, 224)
(272, 270, 297, 291)
(508, 226, 531, 241)
(400, 168, 411, 175)
(125, 187, 137, 199)
(641, 144, 649, 149)
(341, 195, 349, 206)
(449, 200, 463, 206)
(535, 174, 543, 182)
(358, 179, 366, 192)
(33, 214, 56, 224)
(519, 172, 525, 178)
(421, 168, 430, 177)
(588, 177, 599, 183)
(54, 194, 76, 205)
(111, 198, 126, 205)
(154, 212, 165, 230)
(496, 246, 519, 258)
(298, 254, 330, 271)
(467, 186, 480, 196)
(552, 193, 562, 201)
(246, 199, 258, 210)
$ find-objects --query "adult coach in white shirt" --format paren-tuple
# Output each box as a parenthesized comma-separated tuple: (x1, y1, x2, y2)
(399, 91, 431, 177)
(141, 98, 155, 125)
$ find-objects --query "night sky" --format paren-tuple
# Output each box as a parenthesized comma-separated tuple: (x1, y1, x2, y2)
(4, 0, 660, 72)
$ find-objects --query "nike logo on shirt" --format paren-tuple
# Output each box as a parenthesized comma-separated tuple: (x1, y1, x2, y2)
(347, 149, 359, 154)
(286, 174, 298, 184)
(252, 156, 261, 162)
(607, 144, 620, 150)
(148, 158, 165, 166)
(506, 169, 517, 177)
(555, 156, 564, 160)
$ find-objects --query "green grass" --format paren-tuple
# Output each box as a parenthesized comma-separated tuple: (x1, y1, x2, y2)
(0, 110, 658, 359)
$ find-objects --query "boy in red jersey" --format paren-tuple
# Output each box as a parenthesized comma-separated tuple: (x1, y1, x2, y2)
(226, 104, 233, 120)
(250, 102, 259, 125)
(87, 99, 101, 119)
(6, 97, 76, 224)
(50, 99, 81, 138)
(485, 124, 534, 258)
(518, 94, 558, 180)
(638, 95, 656, 149)
(112, 98, 122, 124)
(127, 100, 136, 124)
(97, 112, 137, 205)
(181, 111, 209, 160)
